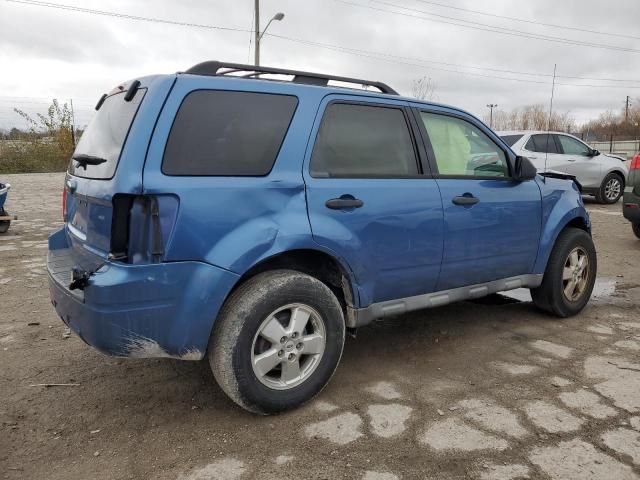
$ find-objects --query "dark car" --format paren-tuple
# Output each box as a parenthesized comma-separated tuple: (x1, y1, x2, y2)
(623, 153, 640, 238)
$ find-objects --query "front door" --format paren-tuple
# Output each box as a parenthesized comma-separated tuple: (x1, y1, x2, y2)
(415, 108, 542, 291)
(555, 134, 602, 187)
(304, 97, 444, 307)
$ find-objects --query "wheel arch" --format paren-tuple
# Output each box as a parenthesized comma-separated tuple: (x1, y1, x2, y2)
(534, 210, 591, 275)
(227, 248, 359, 316)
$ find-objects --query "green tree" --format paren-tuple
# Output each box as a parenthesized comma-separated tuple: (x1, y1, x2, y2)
(0, 99, 76, 173)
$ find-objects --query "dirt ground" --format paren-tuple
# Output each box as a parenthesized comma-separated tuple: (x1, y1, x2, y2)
(1, 172, 640, 480)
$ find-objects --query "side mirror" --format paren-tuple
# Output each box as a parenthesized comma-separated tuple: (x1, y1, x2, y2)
(589, 149, 600, 157)
(513, 156, 537, 181)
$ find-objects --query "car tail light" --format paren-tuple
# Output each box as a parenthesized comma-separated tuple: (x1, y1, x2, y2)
(630, 154, 640, 170)
(62, 184, 69, 221)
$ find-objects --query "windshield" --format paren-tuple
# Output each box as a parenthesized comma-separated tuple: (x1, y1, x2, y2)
(68, 88, 146, 179)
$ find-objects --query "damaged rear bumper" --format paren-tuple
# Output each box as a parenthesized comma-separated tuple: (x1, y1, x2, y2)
(47, 228, 239, 359)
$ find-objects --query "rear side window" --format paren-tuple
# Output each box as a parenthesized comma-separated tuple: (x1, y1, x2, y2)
(69, 89, 146, 179)
(526, 134, 559, 154)
(310, 103, 418, 178)
(500, 134, 523, 147)
(162, 90, 298, 176)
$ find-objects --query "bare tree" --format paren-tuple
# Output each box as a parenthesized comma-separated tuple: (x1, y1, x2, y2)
(483, 104, 575, 132)
(411, 76, 438, 101)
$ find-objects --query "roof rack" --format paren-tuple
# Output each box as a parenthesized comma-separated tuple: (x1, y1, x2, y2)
(184, 61, 398, 95)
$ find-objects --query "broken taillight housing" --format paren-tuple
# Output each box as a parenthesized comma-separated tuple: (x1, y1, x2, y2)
(62, 183, 69, 221)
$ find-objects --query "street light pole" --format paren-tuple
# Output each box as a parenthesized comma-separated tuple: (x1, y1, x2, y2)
(253, 0, 284, 66)
(254, 0, 260, 66)
(486, 104, 498, 128)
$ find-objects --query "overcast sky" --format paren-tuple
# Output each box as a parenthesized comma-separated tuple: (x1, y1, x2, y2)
(1, 0, 639, 130)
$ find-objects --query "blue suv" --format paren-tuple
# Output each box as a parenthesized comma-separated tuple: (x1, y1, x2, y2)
(48, 61, 596, 414)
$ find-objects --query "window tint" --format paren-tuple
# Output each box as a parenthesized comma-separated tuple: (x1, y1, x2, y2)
(163, 90, 297, 176)
(499, 134, 524, 147)
(310, 103, 418, 177)
(557, 135, 591, 156)
(69, 89, 145, 179)
(526, 134, 559, 154)
(420, 112, 509, 177)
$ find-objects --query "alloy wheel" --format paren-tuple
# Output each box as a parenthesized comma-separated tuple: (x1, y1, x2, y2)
(562, 247, 590, 302)
(604, 177, 621, 202)
(251, 303, 326, 390)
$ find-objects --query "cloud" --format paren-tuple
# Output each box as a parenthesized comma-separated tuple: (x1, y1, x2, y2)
(1, 0, 638, 129)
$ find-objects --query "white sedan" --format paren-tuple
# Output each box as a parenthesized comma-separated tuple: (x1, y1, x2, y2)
(498, 131, 628, 204)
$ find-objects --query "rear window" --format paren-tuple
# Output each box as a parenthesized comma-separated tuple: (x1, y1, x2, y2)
(69, 89, 146, 179)
(500, 134, 523, 147)
(162, 90, 298, 176)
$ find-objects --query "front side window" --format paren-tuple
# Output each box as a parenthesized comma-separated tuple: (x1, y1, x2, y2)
(163, 90, 298, 176)
(310, 103, 419, 178)
(557, 135, 591, 156)
(525, 134, 559, 154)
(420, 112, 509, 177)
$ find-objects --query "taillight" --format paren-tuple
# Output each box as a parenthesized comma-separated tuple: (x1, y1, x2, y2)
(630, 154, 640, 170)
(62, 184, 69, 221)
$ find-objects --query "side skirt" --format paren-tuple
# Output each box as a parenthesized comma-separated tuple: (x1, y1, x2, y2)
(347, 274, 543, 328)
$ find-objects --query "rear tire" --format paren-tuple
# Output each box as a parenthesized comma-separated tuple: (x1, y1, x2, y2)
(633, 223, 640, 240)
(209, 270, 345, 414)
(595, 172, 624, 204)
(530, 228, 597, 317)
(0, 220, 9, 234)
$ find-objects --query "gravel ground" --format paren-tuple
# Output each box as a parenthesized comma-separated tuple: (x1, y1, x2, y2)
(1, 172, 639, 480)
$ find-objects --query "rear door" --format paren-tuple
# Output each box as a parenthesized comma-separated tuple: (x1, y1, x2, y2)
(523, 134, 565, 172)
(414, 108, 542, 291)
(304, 96, 444, 307)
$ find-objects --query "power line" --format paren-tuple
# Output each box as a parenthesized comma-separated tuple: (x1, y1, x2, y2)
(4, 0, 252, 33)
(337, 0, 640, 54)
(270, 34, 640, 85)
(411, 0, 640, 41)
(267, 33, 640, 89)
(5, 0, 640, 90)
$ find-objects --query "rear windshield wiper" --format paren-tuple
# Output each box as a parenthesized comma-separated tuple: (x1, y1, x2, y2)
(72, 154, 107, 170)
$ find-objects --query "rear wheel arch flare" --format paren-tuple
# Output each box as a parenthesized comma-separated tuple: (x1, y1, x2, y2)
(230, 249, 358, 311)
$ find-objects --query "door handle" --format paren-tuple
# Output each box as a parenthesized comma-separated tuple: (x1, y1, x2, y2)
(452, 195, 479, 206)
(325, 196, 364, 210)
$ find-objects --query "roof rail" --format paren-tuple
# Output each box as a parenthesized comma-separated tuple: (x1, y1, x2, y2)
(184, 61, 398, 95)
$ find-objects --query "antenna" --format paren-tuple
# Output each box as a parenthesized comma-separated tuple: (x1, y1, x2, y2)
(543, 64, 557, 179)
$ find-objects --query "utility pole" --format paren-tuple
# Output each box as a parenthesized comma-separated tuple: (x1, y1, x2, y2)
(70, 98, 76, 148)
(486, 104, 498, 128)
(625, 96, 631, 123)
(254, 0, 260, 66)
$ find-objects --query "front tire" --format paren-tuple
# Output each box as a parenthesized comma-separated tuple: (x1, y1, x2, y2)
(596, 172, 624, 204)
(531, 228, 597, 317)
(209, 270, 345, 414)
(0, 220, 9, 234)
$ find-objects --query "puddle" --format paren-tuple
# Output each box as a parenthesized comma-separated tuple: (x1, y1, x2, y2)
(473, 278, 617, 305)
(591, 278, 617, 298)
